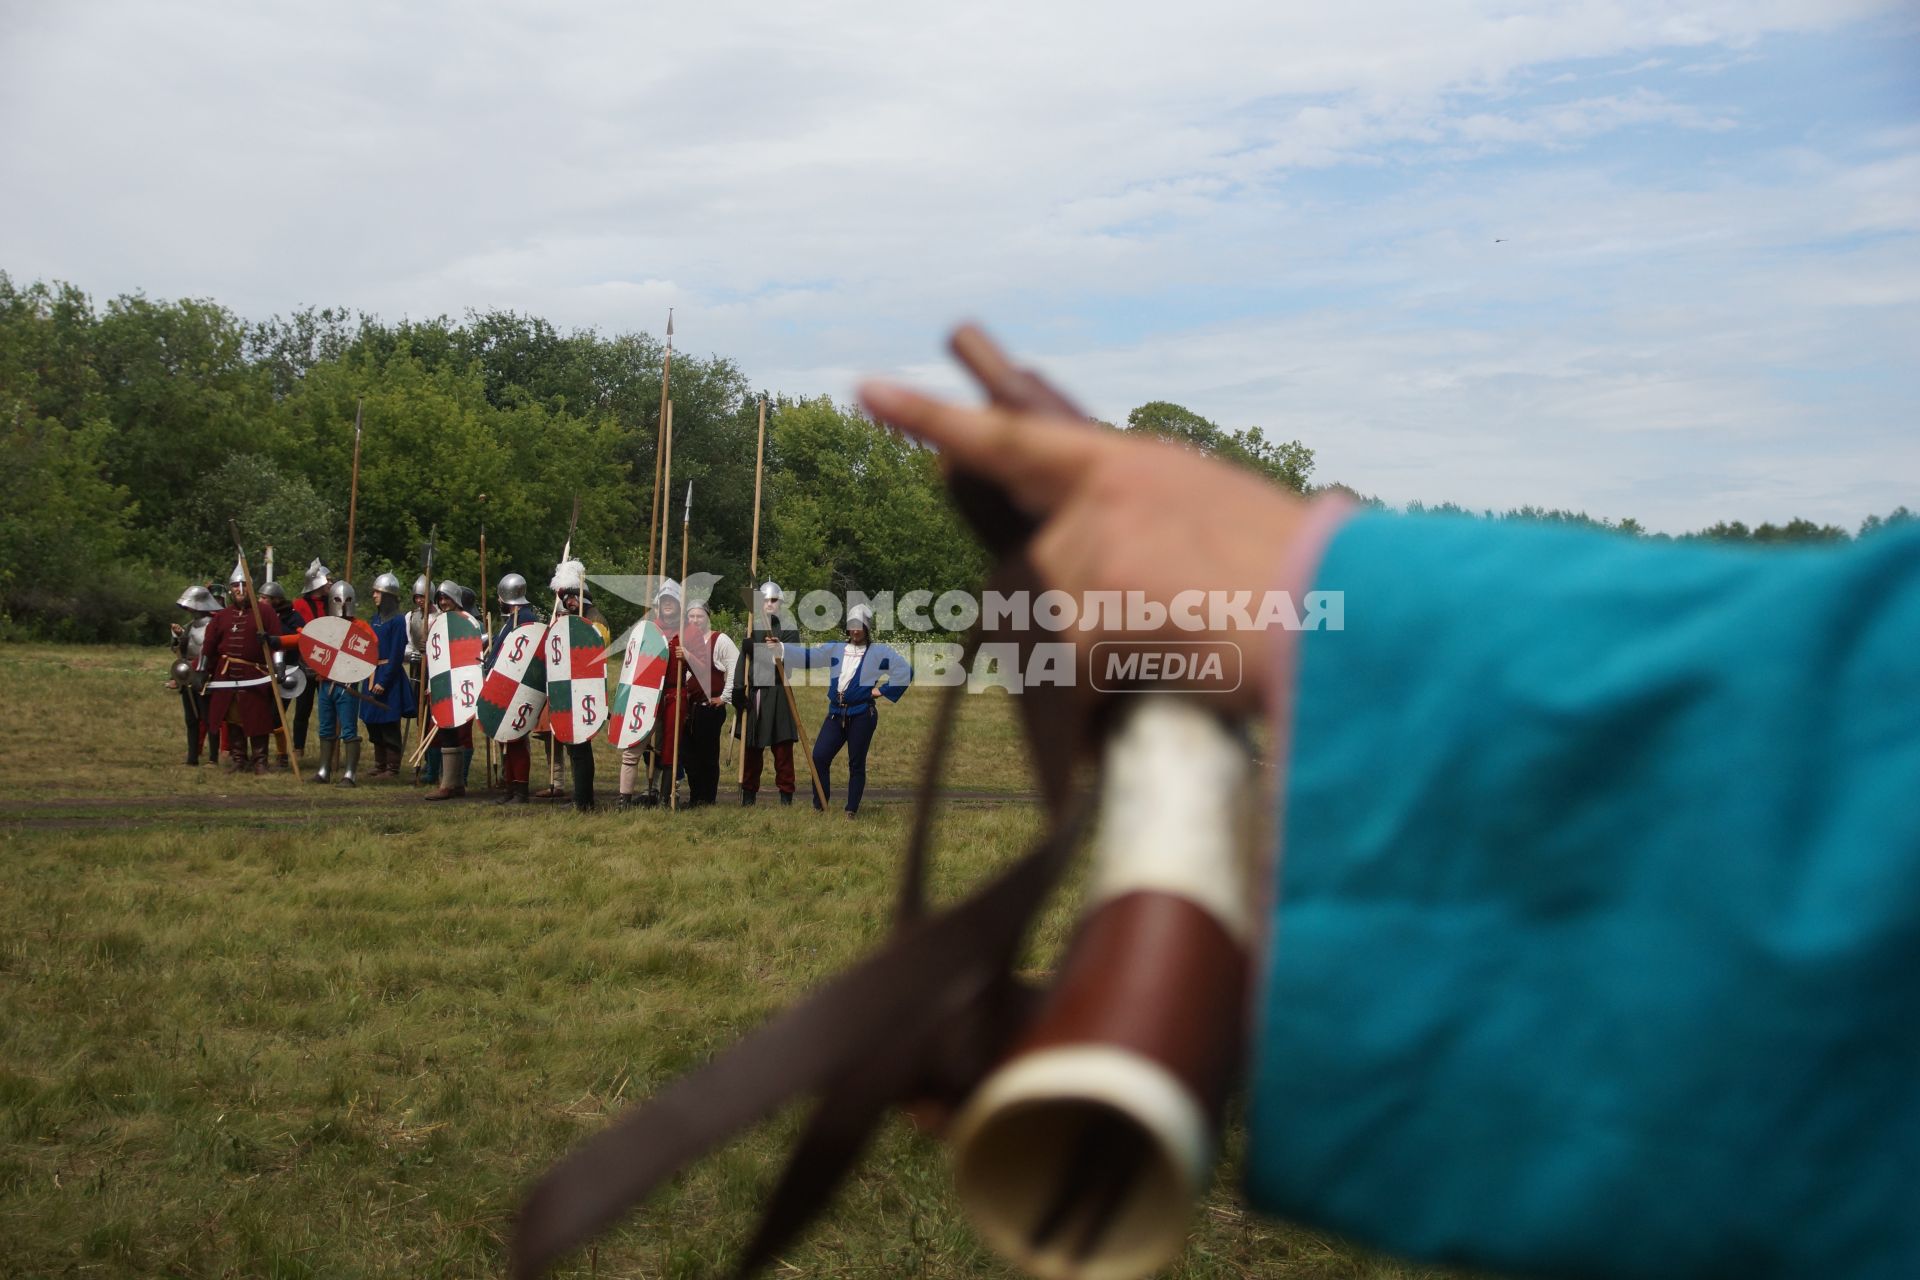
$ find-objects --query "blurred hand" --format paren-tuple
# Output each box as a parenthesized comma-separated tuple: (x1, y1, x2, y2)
(858, 380, 1310, 713)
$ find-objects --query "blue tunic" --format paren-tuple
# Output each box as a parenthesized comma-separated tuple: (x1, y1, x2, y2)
(780, 640, 913, 712)
(1247, 513, 1920, 1277)
(359, 609, 416, 725)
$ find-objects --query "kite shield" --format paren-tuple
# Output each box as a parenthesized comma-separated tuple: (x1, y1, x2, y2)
(478, 621, 549, 742)
(546, 616, 608, 745)
(608, 619, 670, 750)
(426, 611, 485, 729)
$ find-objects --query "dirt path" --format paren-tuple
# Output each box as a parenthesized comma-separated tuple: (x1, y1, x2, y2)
(1, 785, 1043, 831)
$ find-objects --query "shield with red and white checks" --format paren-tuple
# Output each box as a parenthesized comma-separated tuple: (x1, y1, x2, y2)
(608, 619, 670, 749)
(426, 611, 485, 729)
(477, 621, 548, 742)
(296, 616, 381, 684)
(545, 616, 607, 744)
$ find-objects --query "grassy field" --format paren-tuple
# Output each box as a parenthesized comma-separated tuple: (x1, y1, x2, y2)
(0, 644, 1451, 1279)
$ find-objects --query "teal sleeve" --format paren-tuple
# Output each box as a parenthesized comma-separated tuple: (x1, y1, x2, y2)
(1244, 513, 1920, 1279)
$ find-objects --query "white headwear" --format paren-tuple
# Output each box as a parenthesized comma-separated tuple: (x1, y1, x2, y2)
(759, 581, 782, 601)
(847, 603, 874, 635)
(550, 559, 586, 593)
(654, 578, 683, 604)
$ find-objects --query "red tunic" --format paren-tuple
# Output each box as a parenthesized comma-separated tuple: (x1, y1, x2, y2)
(199, 603, 284, 737)
(655, 631, 722, 767)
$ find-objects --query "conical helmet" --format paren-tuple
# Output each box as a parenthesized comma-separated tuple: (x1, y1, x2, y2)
(372, 572, 402, 597)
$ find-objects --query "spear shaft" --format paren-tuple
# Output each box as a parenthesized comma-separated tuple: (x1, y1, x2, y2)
(344, 398, 364, 582)
(646, 309, 674, 586)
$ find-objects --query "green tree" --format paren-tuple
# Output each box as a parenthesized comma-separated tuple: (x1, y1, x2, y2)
(1124, 400, 1314, 492)
(762, 397, 987, 621)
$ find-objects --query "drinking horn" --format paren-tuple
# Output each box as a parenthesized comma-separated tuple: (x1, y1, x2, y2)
(951, 693, 1259, 1280)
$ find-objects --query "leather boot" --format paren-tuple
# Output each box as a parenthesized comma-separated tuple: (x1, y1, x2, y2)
(495, 780, 528, 805)
(338, 740, 361, 786)
(425, 749, 466, 800)
(741, 790, 757, 806)
(250, 737, 270, 776)
(312, 738, 336, 784)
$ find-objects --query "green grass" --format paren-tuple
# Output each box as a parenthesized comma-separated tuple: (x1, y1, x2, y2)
(0, 644, 1451, 1278)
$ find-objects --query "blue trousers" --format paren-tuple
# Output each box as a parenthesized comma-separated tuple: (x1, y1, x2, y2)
(811, 706, 878, 813)
(316, 683, 359, 741)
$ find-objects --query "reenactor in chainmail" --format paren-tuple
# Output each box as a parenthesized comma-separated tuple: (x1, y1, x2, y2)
(359, 572, 415, 778)
(735, 581, 801, 805)
(167, 584, 220, 765)
(309, 580, 365, 787)
(286, 559, 332, 753)
(198, 558, 284, 775)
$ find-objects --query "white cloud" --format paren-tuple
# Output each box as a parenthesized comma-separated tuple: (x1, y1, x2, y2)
(0, 0, 1913, 532)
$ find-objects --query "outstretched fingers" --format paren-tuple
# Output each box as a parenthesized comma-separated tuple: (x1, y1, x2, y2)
(858, 381, 1098, 514)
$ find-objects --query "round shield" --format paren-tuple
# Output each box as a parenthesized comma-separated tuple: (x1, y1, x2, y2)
(169, 658, 194, 684)
(277, 664, 309, 699)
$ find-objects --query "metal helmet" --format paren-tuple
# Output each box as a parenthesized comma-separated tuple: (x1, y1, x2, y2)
(497, 573, 530, 607)
(372, 572, 402, 598)
(412, 574, 429, 598)
(458, 585, 478, 614)
(326, 581, 357, 617)
(276, 662, 309, 700)
(176, 585, 218, 612)
(228, 556, 248, 588)
(301, 558, 332, 594)
(759, 581, 782, 602)
(260, 581, 288, 605)
(654, 577, 682, 604)
(435, 580, 462, 606)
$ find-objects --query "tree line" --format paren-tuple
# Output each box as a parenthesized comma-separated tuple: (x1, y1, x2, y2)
(0, 271, 1909, 642)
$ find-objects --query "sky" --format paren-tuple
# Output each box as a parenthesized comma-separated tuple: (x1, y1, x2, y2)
(3, 1, 1915, 532)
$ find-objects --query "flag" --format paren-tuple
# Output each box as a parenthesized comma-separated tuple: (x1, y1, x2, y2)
(478, 621, 549, 741)
(426, 611, 485, 729)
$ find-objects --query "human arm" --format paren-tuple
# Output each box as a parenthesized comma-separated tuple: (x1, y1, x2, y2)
(860, 369, 1920, 1277)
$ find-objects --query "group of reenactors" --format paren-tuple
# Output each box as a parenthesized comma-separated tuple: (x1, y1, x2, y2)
(168, 554, 913, 816)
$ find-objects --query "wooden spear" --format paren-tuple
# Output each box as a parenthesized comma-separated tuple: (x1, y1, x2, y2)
(774, 645, 828, 812)
(479, 500, 495, 791)
(668, 481, 691, 811)
(344, 398, 364, 582)
(645, 309, 674, 586)
(228, 521, 301, 768)
(733, 396, 767, 780)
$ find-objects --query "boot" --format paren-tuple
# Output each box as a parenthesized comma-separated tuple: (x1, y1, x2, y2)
(337, 740, 360, 787)
(615, 792, 632, 812)
(495, 780, 528, 806)
(312, 738, 336, 784)
(424, 749, 466, 800)
(741, 790, 757, 806)
(780, 792, 793, 806)
(459, 748, 474, 791)
(250, 737, 270, 776)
